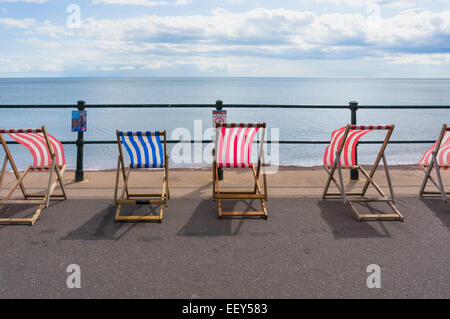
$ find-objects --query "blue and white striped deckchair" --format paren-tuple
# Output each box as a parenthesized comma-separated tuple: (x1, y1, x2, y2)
(114, 130, 170, 223)
(118, 131, 165, 168)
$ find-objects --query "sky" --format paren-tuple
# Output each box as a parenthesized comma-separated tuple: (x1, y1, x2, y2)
(0, 0, 449, 77)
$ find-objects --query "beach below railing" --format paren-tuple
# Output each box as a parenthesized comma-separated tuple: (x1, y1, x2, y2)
(0, 165, 446, 199)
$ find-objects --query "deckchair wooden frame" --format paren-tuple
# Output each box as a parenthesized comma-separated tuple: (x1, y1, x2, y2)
(322, 124, 404, 222)
(419, 124, 449, 202)
(114, 130, 170, 223)
(213, 123, 268, 219)
(0, 126, 67, 226)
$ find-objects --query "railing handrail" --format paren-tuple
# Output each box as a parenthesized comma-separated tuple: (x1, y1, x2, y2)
(1, 104, 450, 109)
(4, 140, 438, 145)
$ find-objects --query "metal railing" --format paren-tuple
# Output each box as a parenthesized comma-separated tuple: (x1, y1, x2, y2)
(1, 100, 449, 181)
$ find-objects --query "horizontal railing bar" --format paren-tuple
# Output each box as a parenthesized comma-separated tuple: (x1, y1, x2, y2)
(356, 106, 450, 109)
(4, 140, 436, 145)
(0, 104, 449, 109)
(223, 105, 450, 109)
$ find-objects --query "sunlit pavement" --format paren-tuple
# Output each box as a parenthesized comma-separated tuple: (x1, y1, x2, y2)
(0, 167, 448, 298)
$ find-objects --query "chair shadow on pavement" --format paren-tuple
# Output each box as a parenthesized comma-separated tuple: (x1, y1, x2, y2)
(0, 201, 65, 227)
(317, 200, 392, 239)
(177, 199, 259, 237)
(61, 204, 158, 241)
(420, 198, 450, 228)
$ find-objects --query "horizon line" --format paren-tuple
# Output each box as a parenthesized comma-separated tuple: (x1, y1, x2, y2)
(1, 76, 450, 80)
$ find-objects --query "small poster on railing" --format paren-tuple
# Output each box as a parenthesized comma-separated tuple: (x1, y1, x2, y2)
(213, 110, 227, 128)
(72, 110, 87, 132)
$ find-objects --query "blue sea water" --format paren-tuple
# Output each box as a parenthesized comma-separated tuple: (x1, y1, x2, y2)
(0, 77, 449, 170)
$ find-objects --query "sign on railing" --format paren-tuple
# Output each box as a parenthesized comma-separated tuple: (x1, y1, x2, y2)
(72, 110, 87, 132)
(213, 110, 227, 127)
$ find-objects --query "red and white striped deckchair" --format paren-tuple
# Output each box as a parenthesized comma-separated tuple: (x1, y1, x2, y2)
(322, 124, 403, 222)
(213, 123, 268, 219)
(0, 126, 67, 225)
(419, 124, 449, 202)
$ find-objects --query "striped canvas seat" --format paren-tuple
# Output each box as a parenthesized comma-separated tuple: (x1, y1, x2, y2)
(0, 126, 67, 226)
(419, 129, 450, 169)
(213, 122, 268, 219)
(215, 123, 263, 169)
(322, 124, 403, 221)
(118, 131, 164, 168)
(0, 129, 66, 170)
(324, 125, 392, 168)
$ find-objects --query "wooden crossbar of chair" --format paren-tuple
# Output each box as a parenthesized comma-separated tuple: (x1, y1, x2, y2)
(213, 123, 268, 219)
(114, 130, 170, 223)
(0, 126, 67, 226)
(322, 124, 404, 222)
(419, 124, 449, 202)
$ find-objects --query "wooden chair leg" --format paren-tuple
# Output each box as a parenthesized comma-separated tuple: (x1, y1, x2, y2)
(115, 167, 131, 222)
(323, 162, 339, 199)
(336, 153, 347, 204)
(382, 154, 395, 202)
(361, 127, 394, 197)
(252, 165, 268, 219)
(121, 160, 129, 199)
(159, 204, 164, 222)
(0, 156, 8, 190)
(3, 167, 30, 201)
(43, 164, 66, 208)
(0, 156, 7, 211)
(29, 203, 46, 226)
(322, 165, 345, 196)
(45, 157, 56, 208)
(1, 134, 28, 198)
(356, 166, 403, 221)
(114, 203, 122, 222)
(432, 155, 447, 202)
(419, 156, 447, 202)
(349, 200, 403, 222)
(212, 160, 268, 219)
(419, 162, 434, 197)
(159, 176, 167, 222)
(348, 201, 362, 222)
(214, 164, 222, 219)
(212, 161, 216, 200)
(359, 166, 388, 199)
(253, 160, 261, 195)
(114, 166, 168, 223)
(164, 170, 169, 208)
(263, 170, 268, 201)
(419, 164, 442, 194)
(54, 164, 67, 200)
(165, 155, 170, 200)
(114, 156, 122, 206)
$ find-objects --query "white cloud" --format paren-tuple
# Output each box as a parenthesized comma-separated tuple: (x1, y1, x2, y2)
(1, 7, 450, 75)
(0, 17, 36, 28)
(313, 0, 414, 8)
(0, 0, 48, 3)
(91, 0, 191, 7)
(381, 53, 450, 64)
(312, 0, 450, 8)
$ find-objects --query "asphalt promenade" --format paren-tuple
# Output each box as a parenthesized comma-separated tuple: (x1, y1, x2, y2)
(0, 167, 448, 298)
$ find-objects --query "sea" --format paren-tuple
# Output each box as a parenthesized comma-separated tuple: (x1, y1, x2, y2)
(0, 77, 449, 170)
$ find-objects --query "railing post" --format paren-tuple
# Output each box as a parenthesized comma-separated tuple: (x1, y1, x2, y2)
(216, 100, 224, 181)
(75, 100, 85, 182)
(349, 101, 359, 180)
